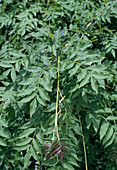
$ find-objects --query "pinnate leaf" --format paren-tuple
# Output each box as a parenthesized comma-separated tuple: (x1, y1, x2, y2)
(100, 121, 109, 140)
(91, 77, 98, 93)
(103, 127, 114, 144)
(107, 116, 117, 120)
(15, 137, 32, 146)
(11, 66, 16, 82)
(62, 160, 75, 170)
(0, 128, 10, 139)
(18, 128, 35, 139)
(30, 98, 37, 117)
(24, 149, 31, 168)
(0, 137, 7, 146)
(39, 87, 50, 101)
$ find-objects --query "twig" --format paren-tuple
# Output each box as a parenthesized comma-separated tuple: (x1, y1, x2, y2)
(86, 0, 117, 28)
(59, 89, 65, 103)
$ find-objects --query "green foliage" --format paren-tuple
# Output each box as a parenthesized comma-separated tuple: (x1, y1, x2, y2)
(0, 0, 117, 169)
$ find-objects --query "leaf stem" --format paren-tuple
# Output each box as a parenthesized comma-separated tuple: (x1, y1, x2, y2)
(78, 113, 88, 170)
(55, 56, 60, 127)
(2, 152, 15, 167)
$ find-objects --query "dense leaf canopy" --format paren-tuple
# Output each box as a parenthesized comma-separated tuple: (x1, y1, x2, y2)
(0, 0, 117, 169)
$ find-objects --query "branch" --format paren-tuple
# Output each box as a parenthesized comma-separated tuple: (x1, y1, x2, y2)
(86, 0, 117, 28)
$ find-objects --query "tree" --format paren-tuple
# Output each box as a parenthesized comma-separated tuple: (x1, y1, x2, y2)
(0, 0, 117, 169)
